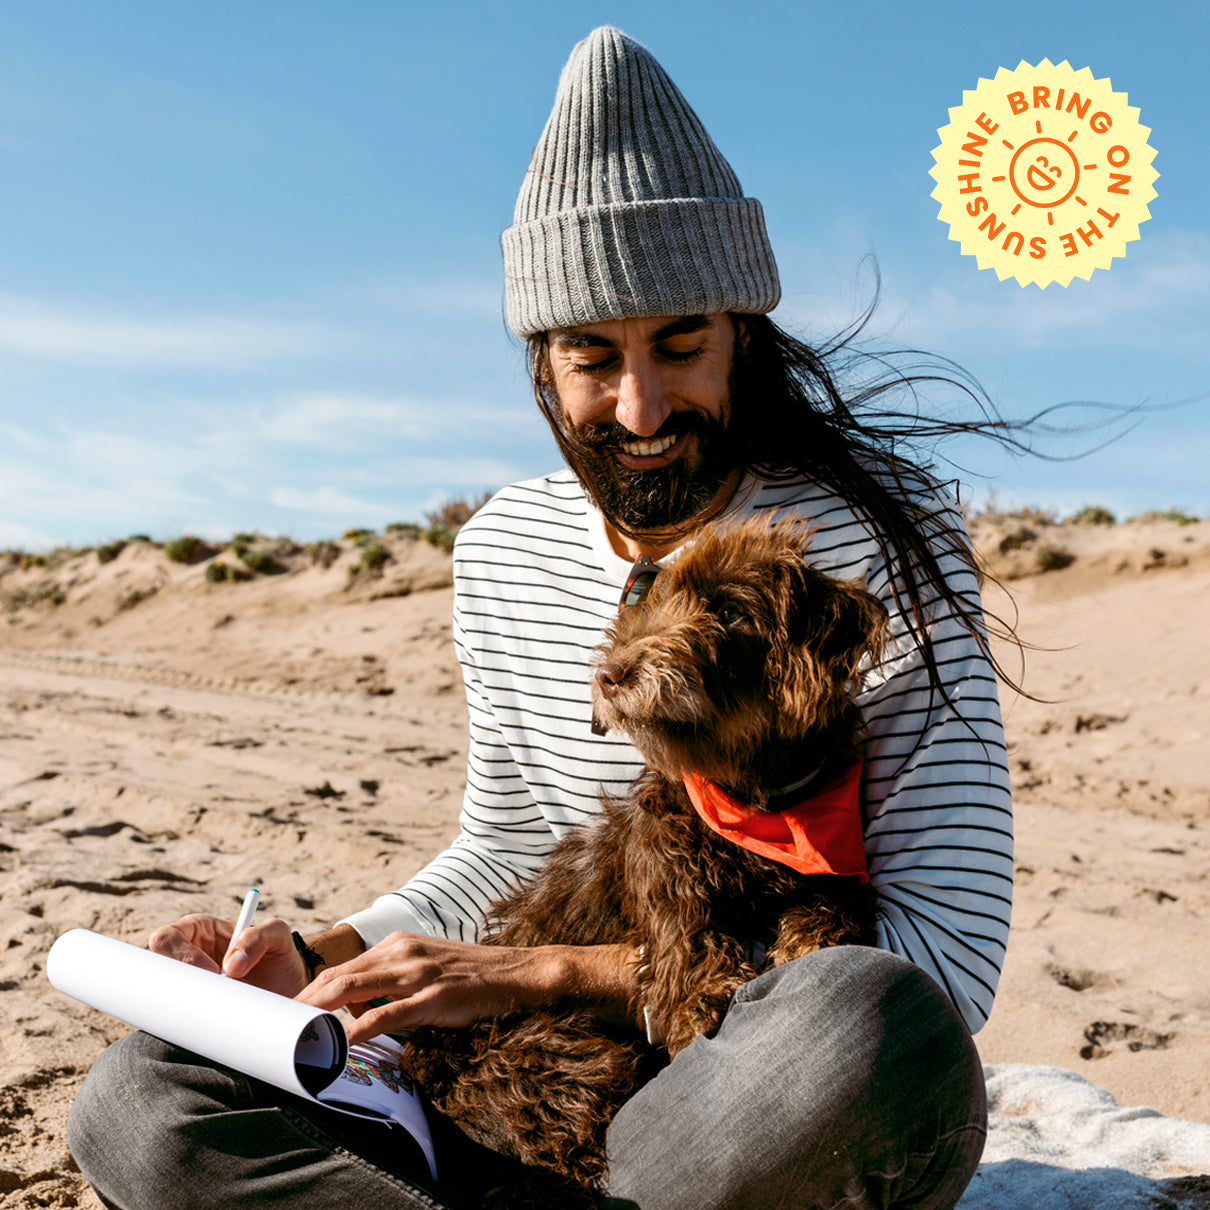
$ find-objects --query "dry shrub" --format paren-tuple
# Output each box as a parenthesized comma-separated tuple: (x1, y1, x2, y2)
(967, 491, 1057, 529)
(307, 541, 340, 569)
(424, 491, 492, 532)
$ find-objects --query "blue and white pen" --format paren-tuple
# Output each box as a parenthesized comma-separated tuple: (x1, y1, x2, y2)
(222, 887, 260, 973)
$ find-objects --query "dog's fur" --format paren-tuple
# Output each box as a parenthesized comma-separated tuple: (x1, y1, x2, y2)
(402, 516, 888, 1201)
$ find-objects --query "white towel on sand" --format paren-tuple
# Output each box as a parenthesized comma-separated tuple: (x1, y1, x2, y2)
(958, 1064, 1210, 1208)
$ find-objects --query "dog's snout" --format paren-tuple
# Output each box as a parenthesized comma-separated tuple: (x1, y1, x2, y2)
(595, 662, 630, 699)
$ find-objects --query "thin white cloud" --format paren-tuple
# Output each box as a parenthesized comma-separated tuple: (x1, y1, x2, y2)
(386, 455, 526, 490)
(253, 394, 428, 446)
(0, 294, 341, 368)
(348, 277, 503, 317)
(773, 225, 1210, 361)
(0, 520, 57, 550)
(886, 228, 1210, 352)
(249, 390, 530, 449)
(269, 485, 395, 517)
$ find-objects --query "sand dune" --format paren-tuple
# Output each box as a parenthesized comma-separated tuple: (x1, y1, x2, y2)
(1, 518, 1208, 1207)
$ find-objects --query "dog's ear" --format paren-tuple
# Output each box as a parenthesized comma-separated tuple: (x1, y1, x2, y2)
(769, 560, 889, 730)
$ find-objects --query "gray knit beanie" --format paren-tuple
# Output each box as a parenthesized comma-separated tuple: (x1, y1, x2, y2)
(502, 26, 780, 337)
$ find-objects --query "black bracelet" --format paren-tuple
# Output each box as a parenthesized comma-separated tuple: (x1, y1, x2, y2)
(292, 931, 324, 981)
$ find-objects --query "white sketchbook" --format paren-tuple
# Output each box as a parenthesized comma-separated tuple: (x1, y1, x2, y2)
(47, 928, 437, 1181)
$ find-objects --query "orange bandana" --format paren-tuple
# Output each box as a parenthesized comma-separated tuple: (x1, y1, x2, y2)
(682, 762, 868, 882)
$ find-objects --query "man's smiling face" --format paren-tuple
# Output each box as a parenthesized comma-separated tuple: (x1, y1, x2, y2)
(546, 313, 741, 537)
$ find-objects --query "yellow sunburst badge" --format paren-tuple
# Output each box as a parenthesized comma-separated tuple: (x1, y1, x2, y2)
(929, 60, 1158, 287)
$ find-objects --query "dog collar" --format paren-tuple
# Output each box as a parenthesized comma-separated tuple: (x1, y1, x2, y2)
(682, 762, 868, 882)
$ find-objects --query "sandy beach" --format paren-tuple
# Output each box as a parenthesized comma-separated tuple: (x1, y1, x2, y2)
(2, 516, 1208, 1207)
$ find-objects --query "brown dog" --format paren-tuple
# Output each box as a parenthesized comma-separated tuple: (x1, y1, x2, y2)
(402, 516, 888, 1200)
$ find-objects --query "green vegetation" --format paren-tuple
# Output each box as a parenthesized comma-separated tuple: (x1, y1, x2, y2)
(966, 491, 1057, 528)
(96, 540, 127, 565)
(238, 548, 278, 575)
(164, 535, 212, 564)
(1067, 506, 1116, 526)
(118, 584, 159, 610)
(422, 524, 456, 554)
(1034, 546, 1075, 572)
(996, 526, 1036, 553)
(414, 491, 492, 554)
(385, 521, 423, 538)
(1131, 508, 1199, 526)
(15, 545, 90, 571)
(205, 560, 252, 583)
(306, 540, 340, 569)
(350, 542, 391, 576)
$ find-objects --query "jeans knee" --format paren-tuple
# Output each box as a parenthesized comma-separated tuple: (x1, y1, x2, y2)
(70, 1032, 237, 1210)
(729, 946, 985, 1140)
(736, 947, 977, 1069)
(69, 1032, 161, 1169)
(607, 948, 985, 1209)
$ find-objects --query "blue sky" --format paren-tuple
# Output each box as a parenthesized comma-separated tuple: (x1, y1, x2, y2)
(2, 1, 1206, 549)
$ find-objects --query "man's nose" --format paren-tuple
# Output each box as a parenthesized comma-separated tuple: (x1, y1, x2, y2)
(614, 360, 671, 437)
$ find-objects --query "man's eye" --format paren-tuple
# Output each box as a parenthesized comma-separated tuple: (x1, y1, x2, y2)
(659, 345, 704, 364)
(568, 357, 615, 374)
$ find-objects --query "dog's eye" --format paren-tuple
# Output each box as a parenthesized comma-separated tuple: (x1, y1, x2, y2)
(716, 603, 745, 627)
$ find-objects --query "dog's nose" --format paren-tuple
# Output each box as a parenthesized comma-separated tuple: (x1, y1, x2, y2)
(595, 662, 630, 699)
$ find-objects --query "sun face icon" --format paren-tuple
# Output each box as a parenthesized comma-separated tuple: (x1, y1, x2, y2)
(929, 60, 1158, 287)
(1009, 135, 1081, 210)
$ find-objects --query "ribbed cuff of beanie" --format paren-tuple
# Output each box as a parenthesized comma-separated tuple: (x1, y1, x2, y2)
(503, 197, 780, 337)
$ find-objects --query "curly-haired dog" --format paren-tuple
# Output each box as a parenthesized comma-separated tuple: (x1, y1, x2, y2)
(402, 516, 888, 1201)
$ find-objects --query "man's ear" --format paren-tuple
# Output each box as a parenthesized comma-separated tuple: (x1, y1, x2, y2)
(730, 314, 750, 354)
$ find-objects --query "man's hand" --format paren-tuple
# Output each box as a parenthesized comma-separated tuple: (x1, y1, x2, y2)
(149, 914, 308, 997)
(296, 932, 641, 1045)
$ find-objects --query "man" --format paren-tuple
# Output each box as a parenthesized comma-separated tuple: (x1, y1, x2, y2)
(69, 27, 1008, 1209)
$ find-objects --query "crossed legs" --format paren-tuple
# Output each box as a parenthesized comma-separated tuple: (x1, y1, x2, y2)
(69, 947, 985, 1210)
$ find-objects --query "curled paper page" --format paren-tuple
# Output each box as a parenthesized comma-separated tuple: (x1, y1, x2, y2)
(47, 928, 437, 1179)
(47, 928, 348, 1095)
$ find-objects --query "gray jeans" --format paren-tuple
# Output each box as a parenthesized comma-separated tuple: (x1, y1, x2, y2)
(68, 946, 986, 1209)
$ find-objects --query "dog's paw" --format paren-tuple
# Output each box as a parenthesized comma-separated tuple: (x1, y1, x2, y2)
(660, 970, 757, 1055)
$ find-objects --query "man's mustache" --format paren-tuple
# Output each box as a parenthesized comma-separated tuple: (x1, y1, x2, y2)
(571, 413, 710, 451)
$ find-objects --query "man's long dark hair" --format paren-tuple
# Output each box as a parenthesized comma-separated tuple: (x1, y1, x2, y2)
(528, 308, 1032, 701)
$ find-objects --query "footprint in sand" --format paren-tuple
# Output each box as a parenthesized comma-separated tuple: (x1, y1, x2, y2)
(1080, 1020, 1174, 1060)
(1046, 964, 1110, 993)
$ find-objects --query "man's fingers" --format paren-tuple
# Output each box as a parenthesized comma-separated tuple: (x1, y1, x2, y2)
(344, 1004, 407, 1045)
(222, 917, 291, 979)
(297, 964, 407, 1010)
(148, 917, 226, 972)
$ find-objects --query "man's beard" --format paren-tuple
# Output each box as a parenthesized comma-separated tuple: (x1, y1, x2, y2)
(560, 409, 738, 535)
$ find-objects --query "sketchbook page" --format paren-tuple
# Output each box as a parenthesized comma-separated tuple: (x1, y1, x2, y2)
(46, 929, 347, 1098)
(317, 1037, 438, 1181)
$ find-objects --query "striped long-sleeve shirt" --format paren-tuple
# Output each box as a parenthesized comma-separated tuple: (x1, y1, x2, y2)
(342, 468, 1013, 1034)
